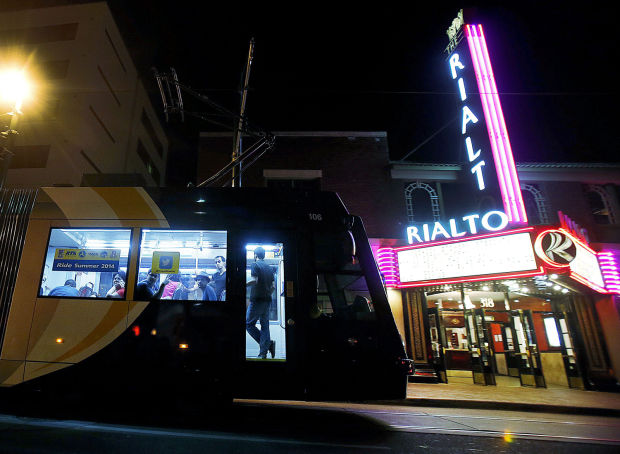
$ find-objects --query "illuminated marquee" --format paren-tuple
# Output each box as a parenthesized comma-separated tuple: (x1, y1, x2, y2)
(378, 226, 610, 292)
(397, 228, 542, 287)
(534, 228, 607, 293)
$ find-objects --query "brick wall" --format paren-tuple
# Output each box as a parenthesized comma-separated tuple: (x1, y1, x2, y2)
(197, 133, 406, 239)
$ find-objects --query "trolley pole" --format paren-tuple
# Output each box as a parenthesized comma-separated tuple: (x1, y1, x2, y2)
(231, 38, 255, 188)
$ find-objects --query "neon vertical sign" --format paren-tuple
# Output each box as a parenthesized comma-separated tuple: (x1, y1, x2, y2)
(450, 53, 487, 192)
(465, 24, 527, 224)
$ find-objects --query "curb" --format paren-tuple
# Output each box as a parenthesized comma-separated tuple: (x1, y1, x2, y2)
(376, 398, 620, 417)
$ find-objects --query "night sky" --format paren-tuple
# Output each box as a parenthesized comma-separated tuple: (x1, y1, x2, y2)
(18, 1, 620, 186)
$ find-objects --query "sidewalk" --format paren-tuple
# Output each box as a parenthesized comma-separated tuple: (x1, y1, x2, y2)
(404, 381, 620, 416)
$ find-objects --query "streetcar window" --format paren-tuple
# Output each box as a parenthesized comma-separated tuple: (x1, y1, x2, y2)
(39, 228, 131, 299)
(313, 232, 375, 319)
(135, 229, 227, 301)
(316, 272, 375, 319)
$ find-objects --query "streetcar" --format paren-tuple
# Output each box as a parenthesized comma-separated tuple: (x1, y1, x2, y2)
(0, 186, 411, 405)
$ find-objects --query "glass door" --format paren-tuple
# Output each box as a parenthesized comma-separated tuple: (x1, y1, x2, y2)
(245, 242, 286, 361)
(428, 307, 447, 383)
(464, 308, 496, 385)
(509, 309, 545, 387)
(237, 231, 299, 400)
(554, 311, 584, 389)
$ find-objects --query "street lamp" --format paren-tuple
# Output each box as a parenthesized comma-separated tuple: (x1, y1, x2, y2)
(0, 67, 31, 188)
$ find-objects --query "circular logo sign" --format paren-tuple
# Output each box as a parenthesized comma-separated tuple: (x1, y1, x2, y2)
(534, 230, 576, 266)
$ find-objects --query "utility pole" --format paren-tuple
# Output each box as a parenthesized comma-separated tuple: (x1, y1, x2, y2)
(232, 38, 255, 188)
(153, 39, 273, 189)
(0, 112, 20, 189)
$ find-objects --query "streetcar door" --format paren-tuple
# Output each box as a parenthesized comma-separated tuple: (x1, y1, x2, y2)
(244, 242, 287, 361)
(238, 233, 299, 399)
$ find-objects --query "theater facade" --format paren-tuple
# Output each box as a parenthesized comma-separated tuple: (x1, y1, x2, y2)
(375, 12, 620, 390)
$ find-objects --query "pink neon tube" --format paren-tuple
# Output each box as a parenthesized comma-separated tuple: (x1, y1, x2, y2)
(468, 25, 522, 222)
(464, 26, 513, 220)
(466, 26, 518, 222)
(465, 24, 527, 223)
(478, 25, 528, 222)
(466, 25, 520, 222)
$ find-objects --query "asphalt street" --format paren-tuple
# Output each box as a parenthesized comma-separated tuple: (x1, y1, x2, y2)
(0, 396, 618, 453)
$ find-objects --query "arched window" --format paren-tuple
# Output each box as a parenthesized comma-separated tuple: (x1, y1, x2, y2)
(405, 182, 441, 223)
(521, 184, 548, 225)
(585, 185, 616, 224)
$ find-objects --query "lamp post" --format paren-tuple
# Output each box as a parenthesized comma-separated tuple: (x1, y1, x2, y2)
(0, 68, 30, 189)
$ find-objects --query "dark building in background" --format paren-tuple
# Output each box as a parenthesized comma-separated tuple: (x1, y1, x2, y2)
(198, 131, 404, 239)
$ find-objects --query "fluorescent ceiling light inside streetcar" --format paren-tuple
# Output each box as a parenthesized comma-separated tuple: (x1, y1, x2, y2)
(246, 244, 279, 251)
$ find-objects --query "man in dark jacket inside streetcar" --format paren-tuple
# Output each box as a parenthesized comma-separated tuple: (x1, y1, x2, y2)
(134, 269, 168, 300)
(48, 279, 80, 297)
(246, 246, 276, 359)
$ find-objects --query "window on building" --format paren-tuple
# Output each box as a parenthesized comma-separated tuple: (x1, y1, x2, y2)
(521, 184, 548, 225)
(0, 23, 78, 45)
(141, 110, 163, 157)
(105, 29, 127, 73)
(137, 139, 161, 184)
(98, 65, 120, 106)
(585, 185, 614, 224)
(89, 106, 116, 143)
(9, 145, 50, 169)
(39, 228, 131, 299)
(135, 229, 227, 301)
(404, 182, 441, 223)
(80, 150, 101, 173)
